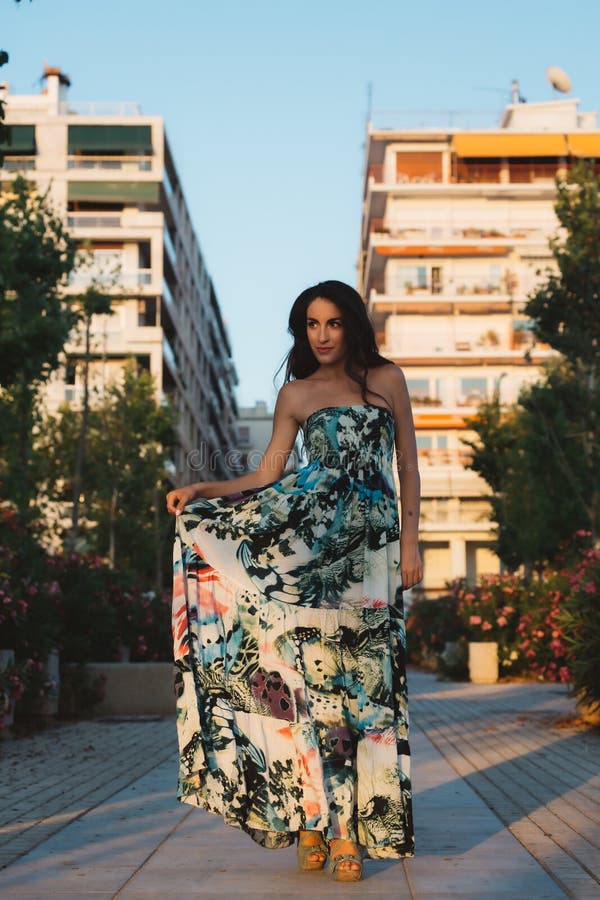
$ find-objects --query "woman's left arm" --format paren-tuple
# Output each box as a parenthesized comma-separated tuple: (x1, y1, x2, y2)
(388, 365, 423, 589)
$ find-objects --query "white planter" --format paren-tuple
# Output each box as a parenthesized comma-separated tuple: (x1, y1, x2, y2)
(468, 641, 499, 684)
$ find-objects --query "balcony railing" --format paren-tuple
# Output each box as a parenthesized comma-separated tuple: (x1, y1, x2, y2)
(59, 101, 142, 116)
(2, 157, 36, 171)
(67, 214, 122, 228)
(379, 282, 508, 299)
(369, 162, 563, 186)
(369, 224, 548, 243)
(68, 269, 152, 288)
(67, 155, 152, 172)
(417, 448, 473, 466)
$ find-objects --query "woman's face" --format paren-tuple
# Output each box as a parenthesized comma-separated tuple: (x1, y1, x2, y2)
(306, 298, 346, 366)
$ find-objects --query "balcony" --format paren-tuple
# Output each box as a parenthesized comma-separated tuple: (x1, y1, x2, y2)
(68, 269, 153, 289)
(2, 156, 36, 172)
(68, 213, 122, 229)
(369, 222, 549, 245)
(418, 448, 473, 467)
(67, 155, 152, 173)
(60, 101, 143, 116)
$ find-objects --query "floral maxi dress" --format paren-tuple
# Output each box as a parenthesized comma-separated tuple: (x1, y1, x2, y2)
(172, 404, 414, 858)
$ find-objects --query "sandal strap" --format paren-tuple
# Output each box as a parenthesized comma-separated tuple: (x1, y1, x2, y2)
(329, 852, 363, 871)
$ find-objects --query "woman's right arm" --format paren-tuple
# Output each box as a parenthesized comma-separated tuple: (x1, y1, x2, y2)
(166, 384, 300, 515)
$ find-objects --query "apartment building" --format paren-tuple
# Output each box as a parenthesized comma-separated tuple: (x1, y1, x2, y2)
(1, 66, 238, 481)
(237, 400, 302, 474)
(359, 94, 599, 594)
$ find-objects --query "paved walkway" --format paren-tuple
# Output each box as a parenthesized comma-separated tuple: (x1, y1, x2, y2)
(0, 670, 598, 898)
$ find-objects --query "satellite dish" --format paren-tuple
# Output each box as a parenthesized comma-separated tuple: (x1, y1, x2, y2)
(546, 66, 571, 93)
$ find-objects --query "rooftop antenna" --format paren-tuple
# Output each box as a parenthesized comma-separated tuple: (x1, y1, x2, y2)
(546, 65, 572, 96)
(365, 81, 373, 129)
(511, 79, 527, 104)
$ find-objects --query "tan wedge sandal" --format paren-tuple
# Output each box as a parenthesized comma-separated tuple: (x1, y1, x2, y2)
(296, 831, 328, 871)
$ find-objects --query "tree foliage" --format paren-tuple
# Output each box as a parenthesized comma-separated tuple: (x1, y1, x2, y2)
(0, 177, 77, 517)
(466, 163, 600, 569)
(39, 363, 177, 590)
(524, 161, 600, 375)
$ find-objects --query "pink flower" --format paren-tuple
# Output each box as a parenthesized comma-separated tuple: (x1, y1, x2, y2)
(558, 666, 570, 683)
(496, 616, 508, 627)
(469, 615, 482, 625)
(583, 581, 596, 594)
(481, 621, 493, 631)
(502, 606, 516, 615)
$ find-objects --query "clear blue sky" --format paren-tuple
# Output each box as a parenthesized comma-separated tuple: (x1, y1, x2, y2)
(3, 0, 600, 407)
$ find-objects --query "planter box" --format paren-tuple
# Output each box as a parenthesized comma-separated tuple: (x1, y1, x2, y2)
(85, 662, 175, 716)
(468, 641, 499, 684)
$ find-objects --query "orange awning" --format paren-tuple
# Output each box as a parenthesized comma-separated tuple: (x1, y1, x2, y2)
(413, 414, 468, 429)
(567, 133, 600, 157)
(453, 133, 567, 157)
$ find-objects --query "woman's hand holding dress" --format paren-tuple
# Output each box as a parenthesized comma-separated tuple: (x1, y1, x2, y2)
(166, 483, 204, 515)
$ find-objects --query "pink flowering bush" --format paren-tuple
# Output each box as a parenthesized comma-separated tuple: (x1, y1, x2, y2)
(514, 573, 571, 682)
(558, 540, 600, 710)
(455, 574, 521, 648)
(408, 531, 597, 683)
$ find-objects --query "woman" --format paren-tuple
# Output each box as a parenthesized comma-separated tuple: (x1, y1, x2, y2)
(166, 280, 422, 882)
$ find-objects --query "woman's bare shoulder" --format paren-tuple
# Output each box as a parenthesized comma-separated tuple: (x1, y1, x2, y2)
(275, 380, 311, 422)
(367, 362, 406, 401)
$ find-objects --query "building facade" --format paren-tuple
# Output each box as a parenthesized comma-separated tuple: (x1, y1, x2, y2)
(237, 400, 302, 474)
(1, 67, 238, 481)
(359, 95, 599, 595)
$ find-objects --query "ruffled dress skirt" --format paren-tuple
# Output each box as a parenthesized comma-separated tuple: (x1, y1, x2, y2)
(172, 404, 414, 858)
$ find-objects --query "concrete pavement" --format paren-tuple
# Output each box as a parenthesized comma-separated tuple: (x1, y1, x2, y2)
(0, 670, 598, 898)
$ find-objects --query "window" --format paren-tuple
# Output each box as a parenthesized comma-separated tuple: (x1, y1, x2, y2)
(137, 298, 157, 327)
(65, 359, 77, 385)
(458, 377, 487, 406)
(407, 379, 430, 400)
(396, 152, 443, 183)
(395, 265, 427, 292)
(68, 182, 160, 204)
(68, 125, 152, 156)
(489, 264, 502, 289)
(416, 436, 433, 449)
(0, 124, 36, 154)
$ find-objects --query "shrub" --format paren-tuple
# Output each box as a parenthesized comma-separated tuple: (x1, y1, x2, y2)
(515, 573, 571, 682)
(406, 590, 467, 670)
(558, 544, 600, 710)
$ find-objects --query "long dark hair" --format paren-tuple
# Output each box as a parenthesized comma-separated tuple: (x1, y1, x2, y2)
(276, 280, 392, 402)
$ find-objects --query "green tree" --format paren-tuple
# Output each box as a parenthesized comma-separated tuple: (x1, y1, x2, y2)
(466, 364, 597, 571)
(524, 160, 600, 377)
(68, 273, 115, 545)
(0, 177, 76, 517)
(40, 363, 176, 591)
(465, 162, 600, 568)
